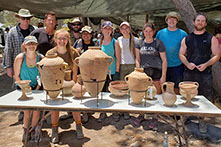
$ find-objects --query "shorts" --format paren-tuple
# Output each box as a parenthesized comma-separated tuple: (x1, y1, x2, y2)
(120, 64, 135, 80)
(166, 64, 184, 88)
(143, 67, 161, 81)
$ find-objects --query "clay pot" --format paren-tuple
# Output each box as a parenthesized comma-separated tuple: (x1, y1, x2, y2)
(108, 80, 128, 97)
(62, 70, 75, 96)
(179, 81, 199, 107)
(37, 53, 67, 99)
(161, 82, 177, 106)
(125, 67, 152, 104)
(74, 47, 113, 97)
(145, 84, 157, 100)
(15, 80, 31, 100)
(72, 75, 86, 98)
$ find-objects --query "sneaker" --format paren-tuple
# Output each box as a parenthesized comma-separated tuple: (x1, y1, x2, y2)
(113, 113, 120, 122)
(123, 113, 130, 120)
(51, 127, 59, 143)
(82, 113, 89, 124)
(199, 120, 207, 134)
(97, 113, 107, 123)
(149, 117, 158, 130)
(76, 124, 84, 139)
(134, 115, 144, 126)
(22, 128, 30, 142)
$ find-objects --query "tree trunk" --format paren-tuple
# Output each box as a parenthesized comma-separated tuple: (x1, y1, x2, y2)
(172, 0, 196, 33)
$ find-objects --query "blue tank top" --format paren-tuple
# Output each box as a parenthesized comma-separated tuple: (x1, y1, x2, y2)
(20, 53, 40, 89)
(101, 38, 116, 75)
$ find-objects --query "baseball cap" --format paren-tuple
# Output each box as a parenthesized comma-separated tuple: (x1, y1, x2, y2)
(81, 26, 92, 33)
(165, 12, 179, 21)
(24, 36, 38, 44)
(102, 21, 113, 28)
(15, 9, 33, 18)
(120, 21, 130, 27)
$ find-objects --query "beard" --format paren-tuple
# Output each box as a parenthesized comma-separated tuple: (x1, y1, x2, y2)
(72, 27, 81, 33)
(194, 24, 205, 31)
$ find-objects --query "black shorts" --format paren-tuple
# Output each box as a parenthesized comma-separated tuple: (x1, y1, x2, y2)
(144, 67, 161, 81)
(166, 64, 184, 88)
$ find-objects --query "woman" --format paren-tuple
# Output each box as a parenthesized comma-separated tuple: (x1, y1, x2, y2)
(115, 21, 139, 120)
(13, 36, 43, 142)
(46, 29, 83, 143)
(214, 24, 221, 62)
(98, 21, 120, 122)
(134, 23, 167, 128)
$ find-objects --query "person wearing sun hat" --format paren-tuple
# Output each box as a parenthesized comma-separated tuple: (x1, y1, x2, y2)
(73, 26, 96, 54)
(3, 8, 36, 122)
(68, 17, 83, 46)
(156, 11, 187, 94)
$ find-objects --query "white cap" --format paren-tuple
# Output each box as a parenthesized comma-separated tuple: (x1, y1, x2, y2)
(120, 21, 130, 27)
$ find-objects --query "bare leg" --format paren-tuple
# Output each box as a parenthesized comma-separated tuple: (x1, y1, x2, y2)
(31, 111, 40, 128)
(51, 111, 59, 126)
(23, 110, 31, 129)
(72, 112, 81, 124)
(153, 80, 161, 94)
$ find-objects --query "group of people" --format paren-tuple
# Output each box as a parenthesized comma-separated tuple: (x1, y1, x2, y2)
(2, 8, 221, 144)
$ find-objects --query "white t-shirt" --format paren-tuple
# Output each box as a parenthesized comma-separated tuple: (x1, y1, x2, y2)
(118, 36, 139, 64)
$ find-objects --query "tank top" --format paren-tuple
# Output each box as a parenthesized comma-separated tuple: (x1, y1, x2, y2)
(185, 31, 213, 73)
(20, 53, 40, 89)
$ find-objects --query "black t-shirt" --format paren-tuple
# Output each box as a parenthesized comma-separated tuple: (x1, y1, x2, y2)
(135, 39, 166, 69)
(73, 39, 96, 54)
(20, 28, 30, 38)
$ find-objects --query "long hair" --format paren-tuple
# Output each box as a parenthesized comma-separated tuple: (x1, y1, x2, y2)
(142, 23, 156, 39)
(53, 29, 76, 64)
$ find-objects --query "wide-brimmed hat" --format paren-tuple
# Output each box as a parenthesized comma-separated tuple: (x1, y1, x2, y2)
(69, 17, 81, 24)
(120, 21, 130, 28)
(24, 36, 38, 44)
(102, 21, 113, 28)
(81, 26, 92, 33)
(15, 9, 33, 18)
(165, 12, 179, 21)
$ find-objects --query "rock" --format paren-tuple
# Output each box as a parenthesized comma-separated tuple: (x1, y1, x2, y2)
(129, 141, 141, 147)
(212, 62, 221, 96)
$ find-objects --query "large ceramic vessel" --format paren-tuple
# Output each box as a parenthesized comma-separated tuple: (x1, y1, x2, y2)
(37, 53, 67, 99)
(161, 82, 177, 106)
(179, 81, 199, 107)
(74, 47, 113, 97)
(125, 67, 152, 104)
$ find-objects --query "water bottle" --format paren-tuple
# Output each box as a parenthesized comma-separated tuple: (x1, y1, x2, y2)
(163, 131, 168, 147)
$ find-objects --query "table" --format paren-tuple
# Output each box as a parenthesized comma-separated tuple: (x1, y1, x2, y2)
(0, 90, 221, 146)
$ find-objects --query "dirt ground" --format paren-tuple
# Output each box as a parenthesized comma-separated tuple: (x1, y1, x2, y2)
(0, 54, 221, 147)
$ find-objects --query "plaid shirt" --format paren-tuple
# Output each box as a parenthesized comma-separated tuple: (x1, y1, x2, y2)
(3, 24, 35, 68)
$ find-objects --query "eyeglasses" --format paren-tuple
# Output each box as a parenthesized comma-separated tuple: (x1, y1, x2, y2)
(72, 23, 81, 26)
(20, 17, 31, 21)
(57, 37, 68, 41)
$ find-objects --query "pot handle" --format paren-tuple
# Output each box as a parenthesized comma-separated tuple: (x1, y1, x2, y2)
(74, 57, 80, 66)
(194, 82, 199, 88)
(124, 75, 129, 82)
(178, 82, 183, 88)
(161, 82, 167, 93)
(108, 56, 113, 65)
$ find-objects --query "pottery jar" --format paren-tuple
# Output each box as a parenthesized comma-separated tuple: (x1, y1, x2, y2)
(108, 80, 128, 97)
(179, 81, 199, 107)
(161, 82, 177, 106)
(72, 75, 86, 98)
(125, 67, 153, 104)
(37, 53, 67, 99)
(62, 70, 75, 96)
(74, 47, 113, 97)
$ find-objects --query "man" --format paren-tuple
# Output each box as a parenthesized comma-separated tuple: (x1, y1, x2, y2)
(31, 11, 57, 55)
(179, 13, 220, 133)
(156, 12, 187, 94)
(3, 8, 35, 78)
(68, 17, 83, 46)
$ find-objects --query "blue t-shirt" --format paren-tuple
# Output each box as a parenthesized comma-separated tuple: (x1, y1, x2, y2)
(156, 28, 187, 67)
(100, 38, 116, 75)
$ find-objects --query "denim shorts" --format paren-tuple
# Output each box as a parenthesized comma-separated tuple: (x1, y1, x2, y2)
(166, 64, 184, 88)
(144, 67, 161, 81)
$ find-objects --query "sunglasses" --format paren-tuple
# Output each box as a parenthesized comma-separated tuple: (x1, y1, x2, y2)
(20, 17, 31, 20)
(72, 23, 81, 26)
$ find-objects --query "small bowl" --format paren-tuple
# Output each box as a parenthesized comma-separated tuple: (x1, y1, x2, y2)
(108, 81, 128, 97)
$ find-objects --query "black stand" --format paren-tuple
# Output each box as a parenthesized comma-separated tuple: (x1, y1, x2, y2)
(45, 88, 64, 103)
